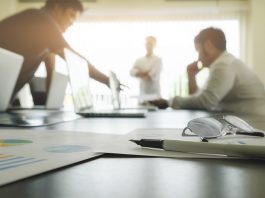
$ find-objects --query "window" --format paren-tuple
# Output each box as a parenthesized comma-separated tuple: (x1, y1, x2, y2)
(64, 19, 240, 99)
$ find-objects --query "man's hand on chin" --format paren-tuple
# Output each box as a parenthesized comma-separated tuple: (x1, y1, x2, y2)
(148, 98, 169, 109)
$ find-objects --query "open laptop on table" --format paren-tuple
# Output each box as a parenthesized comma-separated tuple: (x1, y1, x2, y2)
(10, 55, 68, 110)
(10, 72, 68, 111)
(30, 70, 68, 109)
(109, 71, 158, 112)
(64, 48, 147, 118)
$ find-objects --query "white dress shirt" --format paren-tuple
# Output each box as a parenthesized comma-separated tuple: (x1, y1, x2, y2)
(171, 52, 265, 115)
(130, 54, 162, 98)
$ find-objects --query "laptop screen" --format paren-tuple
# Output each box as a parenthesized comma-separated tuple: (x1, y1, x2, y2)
(64, 49, 93, 112)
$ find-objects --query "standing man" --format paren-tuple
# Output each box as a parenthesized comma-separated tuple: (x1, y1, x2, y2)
(0, 0, 111, 103)
(130, 36, 162, 101)
(149, 27, 265, 115)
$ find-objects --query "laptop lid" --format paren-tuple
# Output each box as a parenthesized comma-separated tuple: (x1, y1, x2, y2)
(0, 48, 24, 112)
(64, 48, 93, 112)
(46, 71, 68, 109)
(46, 56, 68, 109)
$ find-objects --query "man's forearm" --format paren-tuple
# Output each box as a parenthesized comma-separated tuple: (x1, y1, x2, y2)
(136, 69, 151, 79)
(45, 53, 56, 92)
(188, 73, 198, 95)
(88, 64, 109, 87)
(186, 61, 200, 95)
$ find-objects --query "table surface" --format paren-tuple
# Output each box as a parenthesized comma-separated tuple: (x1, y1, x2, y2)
(0, 109, 265, 198)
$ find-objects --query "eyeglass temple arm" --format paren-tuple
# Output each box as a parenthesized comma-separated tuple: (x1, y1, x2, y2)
(182, 127, 198, 136)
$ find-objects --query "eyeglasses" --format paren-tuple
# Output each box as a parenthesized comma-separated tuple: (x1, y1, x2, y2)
(182, 115, 264, 142)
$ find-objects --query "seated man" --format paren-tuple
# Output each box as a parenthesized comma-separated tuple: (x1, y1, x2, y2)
(150, 27, 265, 115)
(130, 36, 162, 102)
(0, 0, 114, 105)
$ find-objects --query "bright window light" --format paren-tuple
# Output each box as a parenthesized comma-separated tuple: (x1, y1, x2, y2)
(63, 19, 240, 99)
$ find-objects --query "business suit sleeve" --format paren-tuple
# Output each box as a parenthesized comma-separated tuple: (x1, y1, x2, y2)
(171, 63, 236, 110)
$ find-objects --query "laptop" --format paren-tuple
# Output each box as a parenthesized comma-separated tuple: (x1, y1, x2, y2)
(109, 71, 158, 111)
(0, 48, 24, 112)
(12, 55, 68, 110)
(64, 48, 147, 118)
(11, 71, 68, 110)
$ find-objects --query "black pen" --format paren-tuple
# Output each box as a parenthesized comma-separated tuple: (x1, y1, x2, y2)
(130, 139, 265, 158)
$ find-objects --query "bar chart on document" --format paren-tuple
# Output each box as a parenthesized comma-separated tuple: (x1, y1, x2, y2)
(0, 130, 111, 186)
(0, 139, 44, 171)
(0, 154, 46, 171)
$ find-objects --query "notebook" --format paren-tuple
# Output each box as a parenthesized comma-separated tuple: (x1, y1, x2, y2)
(0, 48, 24, 112)
(64, 48, 147, 118)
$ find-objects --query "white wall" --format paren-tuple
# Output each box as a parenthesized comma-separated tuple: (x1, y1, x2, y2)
(247, 0, 265, 82)
(0, 1, 16, 19)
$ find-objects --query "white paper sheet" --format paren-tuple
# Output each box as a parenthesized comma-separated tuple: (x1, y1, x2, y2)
(97, 128, 265, 159)
(0, 129, 118, 186)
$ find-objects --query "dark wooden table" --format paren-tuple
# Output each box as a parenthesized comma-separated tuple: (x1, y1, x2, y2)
(1, 109, 265, 198)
